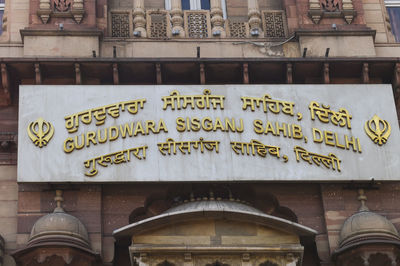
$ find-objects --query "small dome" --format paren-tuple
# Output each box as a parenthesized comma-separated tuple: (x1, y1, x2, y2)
(29, 207, 90, 249)
(338, 210, 400, 249)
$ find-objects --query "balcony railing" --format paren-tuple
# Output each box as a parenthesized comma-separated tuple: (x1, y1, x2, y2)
(109, 9, 288, 39)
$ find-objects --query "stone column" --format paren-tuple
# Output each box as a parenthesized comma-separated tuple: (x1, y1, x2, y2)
(133, 0, 147, 37)
(170, 0, 185, 37)
(210, 0, 226, 37)
(247, 0, 262, 37)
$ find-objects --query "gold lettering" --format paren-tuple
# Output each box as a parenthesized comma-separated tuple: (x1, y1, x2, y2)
(253, 120, 263, 134)
(324, 130, 335, 147)
(120, 122, 134, 138)
(176, 117, 185, 132)
(202, 117, 213, 131)
(236, 119, 244, 133)
(75, 134, 85, 150)
(335, 133, 345, 149)
(134, 121, 145, 136)
(191, 117, 201, 131)
(213, 117, 224, 131)
(292, 125, 303, 139)
(265, 121, 276, 135)
(86, 131, 97, 147)
(158, 119, 168, 133)
(98, 128, 108, 143)
(146, 120, 156, 135)
(345, 135, 357, 152)
(63, 137, 74, 153)
(312, 128, 323, 143)
(109, 126, 119, 141)
(275, 122, 287, 137)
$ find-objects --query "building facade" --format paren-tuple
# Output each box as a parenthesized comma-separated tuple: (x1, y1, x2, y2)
(0, 0, 400, 265)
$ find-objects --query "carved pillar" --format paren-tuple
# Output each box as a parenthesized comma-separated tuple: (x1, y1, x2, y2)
(247, 0, 262, 36)
(170, 0, 185, 37)
(243, 63, 249, 84)
(75, 63, 82, 85)
(156, 63, 162, 84)
(286, 63, 293, 84)
(210, 0, 226, 37)
(323, 63, 330, 84)
(72, 0, 85, 24)
(37, 0, 51, 24)
(308, 0, 322, 24)
(34, 63, 41, 85)
(133, 0, 147, 37)
(362, 63, 369, 84)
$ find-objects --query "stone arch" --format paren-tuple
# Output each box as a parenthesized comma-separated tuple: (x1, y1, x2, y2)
(115, 197, 317, 266)
(259, 261, 279, 266)
(368, 253, 393, 266)
(128, 184, 298, 224)
(157, 260, 175, 266)
(206, 261, 230, 266)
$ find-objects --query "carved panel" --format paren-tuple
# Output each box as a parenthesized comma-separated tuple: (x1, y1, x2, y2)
(194, 255, 241, 266)
(184, 11, 211, 38)
(146, 10, 170, 38)
(227, 20, 248, 38)
(262, 10, 288, 38)
(52, 0, 71, 12)
(320, 0, 341, 12)
(111, 11, 131, 38)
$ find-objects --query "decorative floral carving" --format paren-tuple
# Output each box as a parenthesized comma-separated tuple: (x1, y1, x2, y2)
(53, 0, 71, 12)
(320, 0, 341, 12)
(111, 13, 130, 37)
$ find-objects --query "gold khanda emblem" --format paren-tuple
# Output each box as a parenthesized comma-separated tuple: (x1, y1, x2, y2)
(364, 115, 391, 146)
(27, 118, 54, 148)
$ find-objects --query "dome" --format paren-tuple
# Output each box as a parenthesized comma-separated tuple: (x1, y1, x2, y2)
(338, 210, 400, 250)
(29, 207, 90, 249)
(28, 190, 90, 250)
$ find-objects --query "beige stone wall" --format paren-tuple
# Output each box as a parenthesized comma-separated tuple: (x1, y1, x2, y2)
(0, 166, 17, 266)
(23, 35, 100, 57)
(4, 0, 29, 43)
(363, 0, 394, 43)
(101, 39, 298, 58)
(133, 219, 299, 246)
(299, 35, 376, 57)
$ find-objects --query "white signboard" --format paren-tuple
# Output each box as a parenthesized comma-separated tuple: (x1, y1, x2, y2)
(18, 85, 400, 182)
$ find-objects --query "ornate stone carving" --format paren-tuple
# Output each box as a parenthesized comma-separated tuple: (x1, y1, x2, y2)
(147, 11, 169, 38)
(210, 0, 226, 37)
(342, 0, 356, 24)
(170, 0, 185, 37)
(321, 0, 340, 12)
(262, 10, 287, 38)
(52, 0, 71, 12)
(133, 0, 146, 37)
(308, 0, 356, 24)
(111, 12, 130, 37)
(247, 0, 262, 36)
(71, 0, 84, 24)
(308, 0, 323, 24)
(38, 0, 51, 24)
(227, 20, 248, 38)
(185, 11, 211, 38)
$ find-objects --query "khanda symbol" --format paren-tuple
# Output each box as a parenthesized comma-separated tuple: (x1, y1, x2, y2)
(27, 118, 55, 148)
(364, 115, 391, 146)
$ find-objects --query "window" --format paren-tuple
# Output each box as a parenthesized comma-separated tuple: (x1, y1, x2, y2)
(0, 0, 4, 35)
(386, 0, 400, 41)
(165, 0, 226, 18)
